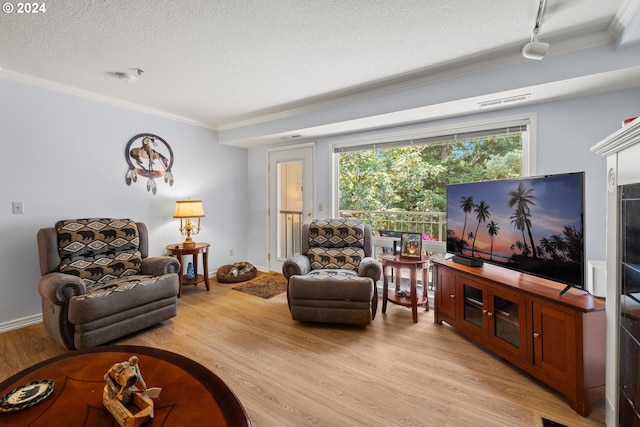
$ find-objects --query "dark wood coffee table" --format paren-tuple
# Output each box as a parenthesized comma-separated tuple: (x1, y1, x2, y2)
(0, 345, 251, 426)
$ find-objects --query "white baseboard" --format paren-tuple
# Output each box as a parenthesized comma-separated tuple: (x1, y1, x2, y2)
(0, 314, 43, 333)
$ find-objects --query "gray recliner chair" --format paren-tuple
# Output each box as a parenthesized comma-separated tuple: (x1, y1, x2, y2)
(37, 218, 180, 349)
(282, 218, 381, 325)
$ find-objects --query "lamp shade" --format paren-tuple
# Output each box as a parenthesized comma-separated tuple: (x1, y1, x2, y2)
(173, 199, 205, 218)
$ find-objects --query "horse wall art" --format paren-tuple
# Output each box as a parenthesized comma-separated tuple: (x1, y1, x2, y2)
(124, 133, 175, 195)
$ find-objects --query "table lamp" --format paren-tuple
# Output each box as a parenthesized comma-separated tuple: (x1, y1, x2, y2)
(173, 199, 205, 247)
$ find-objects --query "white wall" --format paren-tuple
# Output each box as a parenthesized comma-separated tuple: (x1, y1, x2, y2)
(0, 78, 249, 327)
(534, 91, 640, 265)
(246, 88, 640, 273)
(246, 145, 269, 271)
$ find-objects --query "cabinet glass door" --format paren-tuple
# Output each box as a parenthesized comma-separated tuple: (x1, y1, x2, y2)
(493, 295, 520, 347)
(463, 283, 484, 329)
(491, 289, 527, 357)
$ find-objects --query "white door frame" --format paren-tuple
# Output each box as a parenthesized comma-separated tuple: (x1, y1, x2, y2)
(267, 143, 315, 272)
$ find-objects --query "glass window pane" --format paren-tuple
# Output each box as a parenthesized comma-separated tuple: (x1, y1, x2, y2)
(337, 132, 523, 236)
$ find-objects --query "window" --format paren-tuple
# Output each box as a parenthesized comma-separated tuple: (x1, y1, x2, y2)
(332, 118, 531, 238)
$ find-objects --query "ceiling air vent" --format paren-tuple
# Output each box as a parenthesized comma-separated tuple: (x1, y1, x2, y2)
(478, 93, 531, 109)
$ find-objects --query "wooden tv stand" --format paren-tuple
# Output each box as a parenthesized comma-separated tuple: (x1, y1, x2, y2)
(432, 258, 605, 417)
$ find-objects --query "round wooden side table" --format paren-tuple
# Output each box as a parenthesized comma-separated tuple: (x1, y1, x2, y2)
(165, 242, 210, 297)
(380, 254, 430, 322)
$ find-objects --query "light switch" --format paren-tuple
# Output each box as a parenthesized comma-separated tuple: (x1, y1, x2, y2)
(12, 202, 23, 214)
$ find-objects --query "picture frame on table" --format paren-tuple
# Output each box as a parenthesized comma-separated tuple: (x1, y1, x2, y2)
(400, 232, 422, 258)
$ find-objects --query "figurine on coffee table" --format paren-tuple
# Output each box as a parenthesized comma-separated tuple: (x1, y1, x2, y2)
(103, 355, 162, 427)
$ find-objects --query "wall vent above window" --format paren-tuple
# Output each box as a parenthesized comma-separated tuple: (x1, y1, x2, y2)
(478, 94, 531, 108)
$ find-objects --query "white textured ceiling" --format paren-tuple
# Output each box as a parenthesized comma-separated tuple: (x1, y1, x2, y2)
(0, 0, 639, 132)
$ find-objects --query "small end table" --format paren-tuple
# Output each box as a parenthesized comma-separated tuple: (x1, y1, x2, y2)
(165, 242, 210, 297)
(381, 254, 429, 322)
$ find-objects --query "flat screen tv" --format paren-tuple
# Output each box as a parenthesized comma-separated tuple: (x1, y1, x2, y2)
(446, 172, 585, 291)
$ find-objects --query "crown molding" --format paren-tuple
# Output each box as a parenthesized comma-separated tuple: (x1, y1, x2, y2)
(609, 0, 640, 39)
(0, 69, 219, 131)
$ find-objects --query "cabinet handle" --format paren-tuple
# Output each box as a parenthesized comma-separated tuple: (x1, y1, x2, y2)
(482, 309, 487, 314)
(533, 332, 540, 338)
(450, 294, 455, 298)
(487, 311, 493, 317)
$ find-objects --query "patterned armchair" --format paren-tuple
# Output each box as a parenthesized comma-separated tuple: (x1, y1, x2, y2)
(282, 218, 381, 325)
(37, 218, 180, 349)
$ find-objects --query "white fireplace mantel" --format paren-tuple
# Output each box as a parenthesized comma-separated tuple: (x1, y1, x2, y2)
(591, 115, 640, 426)
(592, 117, 640, 156)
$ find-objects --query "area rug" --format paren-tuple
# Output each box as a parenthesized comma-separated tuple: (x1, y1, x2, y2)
(232, 273, 287, 299)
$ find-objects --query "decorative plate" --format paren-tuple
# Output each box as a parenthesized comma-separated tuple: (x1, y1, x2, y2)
(0, 380, 54, 413)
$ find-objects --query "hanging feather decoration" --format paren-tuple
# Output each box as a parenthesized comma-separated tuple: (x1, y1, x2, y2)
(146, 178, 158, 195)
(164, 171, 174, 186)
(125, 168, 138, 185)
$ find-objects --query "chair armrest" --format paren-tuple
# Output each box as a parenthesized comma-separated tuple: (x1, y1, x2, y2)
(358, 257, 382, 282)
(282, 255, 311, 280)
(38, 273, 87, 305)
(141, 256, 180, 276)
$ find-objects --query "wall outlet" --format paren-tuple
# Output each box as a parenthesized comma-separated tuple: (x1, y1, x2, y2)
(12, 202, 23, 214)
(229, 248, 234, 256)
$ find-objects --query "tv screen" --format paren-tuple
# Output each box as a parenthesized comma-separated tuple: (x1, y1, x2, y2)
(446, 172, 585, 289)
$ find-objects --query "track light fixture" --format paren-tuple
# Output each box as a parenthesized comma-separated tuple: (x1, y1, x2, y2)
(522, 0, 549, 60)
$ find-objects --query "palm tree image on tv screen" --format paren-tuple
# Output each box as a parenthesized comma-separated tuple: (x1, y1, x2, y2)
(446, 172, 585, 288)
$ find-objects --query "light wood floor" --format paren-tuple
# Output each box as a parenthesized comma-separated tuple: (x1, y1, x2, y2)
(0, 273, 605, 427)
